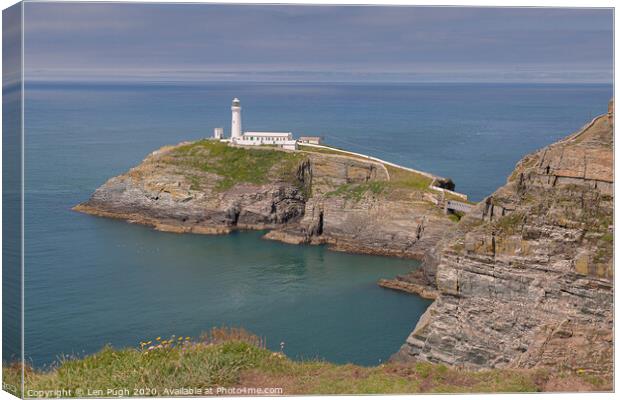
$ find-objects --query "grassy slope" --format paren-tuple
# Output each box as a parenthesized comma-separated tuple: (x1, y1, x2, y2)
(298, 144, 371, 161)
(166, 140, 305, 191)
(323, 167, 434, 203)
(3, 330, 610, 397)
(306, 148, 435, 201)
(299, 144, 472, 206)
(299, 144, 433, 189)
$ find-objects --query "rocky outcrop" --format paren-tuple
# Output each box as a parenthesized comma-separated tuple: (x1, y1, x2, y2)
(264, 189, 449, 259)
(75, 141, 456, 259)
(378, 270, 439, 300)
(393, 105, 613, 377)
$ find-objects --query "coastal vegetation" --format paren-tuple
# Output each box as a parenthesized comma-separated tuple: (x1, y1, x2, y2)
(3, 328, 609, 397)
(299, 144, 472, 207)
(322, 167, 442, 205)
(384, 165, 433, 191)
(319, 158, 436, 202)
(298, 143, 369, 161)
(448, 212, 464, 222)
(166, 140, 304, 191)
(493, 211, 526, 234)
(325, 181, 387, 201)
(299, 144, 434, 190)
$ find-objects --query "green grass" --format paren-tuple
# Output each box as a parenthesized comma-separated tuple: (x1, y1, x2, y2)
(448, 212, 464, 223)
(325, 181, 387, 201)
(167, 140, 305, 191)
(297, 144, 370, 162)
(385, 165, 433, 191)
(323, 166, 433, 202)
(299, 144, 433, 190)
(4, 328, 610, 397)
(494, 212, 526, 234)
(594, 232, 613, 265)
(187, 175, 202, 191)
(295, 144, 467, 207)
(7, 342, 269, 398)
(310, 143, 434, 202)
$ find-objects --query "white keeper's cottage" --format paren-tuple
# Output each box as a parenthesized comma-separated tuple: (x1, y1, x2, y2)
(215, 98, 299, 150)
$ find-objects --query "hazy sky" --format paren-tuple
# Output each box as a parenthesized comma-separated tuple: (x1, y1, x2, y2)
(23, 3, 613, 83)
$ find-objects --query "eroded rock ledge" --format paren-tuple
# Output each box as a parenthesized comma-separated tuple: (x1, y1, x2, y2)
(74, 140, 457, 259)
(393, 103, 614, 378)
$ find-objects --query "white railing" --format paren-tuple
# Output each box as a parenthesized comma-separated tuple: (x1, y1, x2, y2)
(429, 184, 468, 201)
(446, 199, 474, 213)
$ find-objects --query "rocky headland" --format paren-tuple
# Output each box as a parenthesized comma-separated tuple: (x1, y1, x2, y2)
(74, 140, 458, 259)
(74, 103, 613, 381)
(390, 103, 614, 378)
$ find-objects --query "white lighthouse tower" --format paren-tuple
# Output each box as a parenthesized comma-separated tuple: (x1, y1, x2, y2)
(231, 98, 242, 141)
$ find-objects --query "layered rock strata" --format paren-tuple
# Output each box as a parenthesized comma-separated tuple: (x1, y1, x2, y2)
(393, 107, 614, 377)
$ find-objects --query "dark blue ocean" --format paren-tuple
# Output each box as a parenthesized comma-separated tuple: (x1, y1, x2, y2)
(18, 81, 611, 368)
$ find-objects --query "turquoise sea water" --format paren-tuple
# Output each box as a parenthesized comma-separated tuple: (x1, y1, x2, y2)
(15, 82, 612, 368)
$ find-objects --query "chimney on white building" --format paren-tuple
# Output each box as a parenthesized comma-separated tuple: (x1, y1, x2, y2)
(231, 98, 242, 140)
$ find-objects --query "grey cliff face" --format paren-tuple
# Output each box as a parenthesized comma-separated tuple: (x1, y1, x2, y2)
(394, 107, 613, 377)
(264, 153, 451, 258)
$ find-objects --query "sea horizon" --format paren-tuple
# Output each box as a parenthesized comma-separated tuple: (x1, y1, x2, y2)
(22, 79, 614, 86)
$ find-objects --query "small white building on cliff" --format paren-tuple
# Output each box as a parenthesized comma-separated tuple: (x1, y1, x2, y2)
(298, 136, 322, 145)
(235, 131, 294, 147)
(215, 98, 298, 150)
